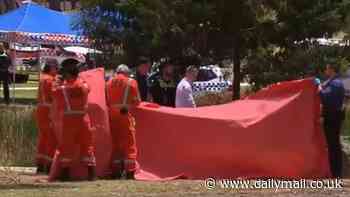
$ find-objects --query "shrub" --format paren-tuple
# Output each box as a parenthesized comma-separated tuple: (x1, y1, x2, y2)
(194, 91, 233, 107)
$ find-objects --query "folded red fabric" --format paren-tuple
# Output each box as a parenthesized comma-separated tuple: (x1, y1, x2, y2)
(134, 79, 330, 180)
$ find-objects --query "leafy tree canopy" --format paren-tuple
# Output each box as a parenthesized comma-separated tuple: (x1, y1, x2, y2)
(77, 0, 350, 98)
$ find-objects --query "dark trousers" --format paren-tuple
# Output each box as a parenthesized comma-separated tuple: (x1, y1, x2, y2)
(0, 71, 10, 104)
(323, 111, 344, 178)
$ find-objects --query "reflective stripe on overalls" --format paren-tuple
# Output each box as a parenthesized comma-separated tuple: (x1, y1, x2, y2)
(62, 85, 86, 115)
(38, 79, 52, 107)
(112, 78, 132, 109)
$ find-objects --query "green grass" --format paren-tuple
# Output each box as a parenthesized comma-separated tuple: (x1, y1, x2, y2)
(0, 73, 38, 104)
(13, 82, 39, 88)
(0, 89, 37, 105)
(28, 73, 39, 82)
(0, 106, 37, 167)
(11, 90, 37, 99)
(0, 81, 38, 105)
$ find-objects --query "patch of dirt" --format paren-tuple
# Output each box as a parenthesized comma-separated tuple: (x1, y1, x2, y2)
(0, 167, 349, 197)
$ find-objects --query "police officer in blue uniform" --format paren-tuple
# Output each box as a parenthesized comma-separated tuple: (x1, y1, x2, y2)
(318, 63, 345, 178)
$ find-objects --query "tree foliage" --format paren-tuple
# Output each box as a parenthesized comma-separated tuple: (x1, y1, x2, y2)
(244, 44, 350, 91)
(0, 0, 18, 14)
(0, 0, 80, 13)
(77, 0, 349, 98)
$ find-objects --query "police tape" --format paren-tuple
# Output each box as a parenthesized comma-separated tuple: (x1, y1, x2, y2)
(204, 178, 344, 190)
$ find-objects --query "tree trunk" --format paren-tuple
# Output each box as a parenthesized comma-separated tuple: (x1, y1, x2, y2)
(48, 0, 61, 11)
(232, 36, 241, 100)
(0, 0, 17, 14)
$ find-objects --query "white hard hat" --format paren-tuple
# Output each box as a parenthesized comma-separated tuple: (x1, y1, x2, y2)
(116, 64, 130, 74)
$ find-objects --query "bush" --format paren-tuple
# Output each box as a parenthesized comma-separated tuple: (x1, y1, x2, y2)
(0, 106, 37, 167)
(244, 44, 350, 91)
(344, 105, 350, 143)
(194, 91, 233, 107)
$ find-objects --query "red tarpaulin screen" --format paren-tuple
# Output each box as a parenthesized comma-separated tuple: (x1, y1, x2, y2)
(133, 79, 331, 180)
(49, 71, 330, 181)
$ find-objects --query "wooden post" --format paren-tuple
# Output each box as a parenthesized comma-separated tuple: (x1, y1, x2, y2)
(232, 35, 241, 100)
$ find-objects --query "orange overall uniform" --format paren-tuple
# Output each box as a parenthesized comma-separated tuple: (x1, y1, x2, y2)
(53, 78, 96, 168)
(106, 74, 141, 173)
(35, 73, 57, 166)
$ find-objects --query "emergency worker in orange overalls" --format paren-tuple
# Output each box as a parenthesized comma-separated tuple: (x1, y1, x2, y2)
(35, 58, 59, 174)
(53, 59, 96, 181)
(106, 64, 141, 179)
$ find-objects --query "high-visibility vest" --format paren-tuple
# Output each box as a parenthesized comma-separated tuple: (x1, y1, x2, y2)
(37, 73, 55, 107)
(56, 78, 90, 115)
(106, 74, 141, 109)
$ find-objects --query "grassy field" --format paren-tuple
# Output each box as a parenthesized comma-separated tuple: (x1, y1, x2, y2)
(0, 89, 38, 105)
(0, 106, 37, 167)
(0, 73, 38, 105)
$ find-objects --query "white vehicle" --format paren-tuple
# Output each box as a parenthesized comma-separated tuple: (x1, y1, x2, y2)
(40, 47, 85, 69)
(64, 46, 102, 55)
(192, 65, 232, 94)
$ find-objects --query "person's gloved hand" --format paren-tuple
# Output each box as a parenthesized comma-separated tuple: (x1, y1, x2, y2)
(314, 78, 321, 86)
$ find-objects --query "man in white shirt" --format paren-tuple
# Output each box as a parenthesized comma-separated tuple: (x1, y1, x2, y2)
(175, 66, 199, 108)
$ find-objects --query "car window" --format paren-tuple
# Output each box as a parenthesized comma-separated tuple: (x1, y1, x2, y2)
(197, 69, 217, 82)
(206, 70, 217, 81)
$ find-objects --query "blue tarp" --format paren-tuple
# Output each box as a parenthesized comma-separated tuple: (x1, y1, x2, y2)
(0, 2, 80, 35)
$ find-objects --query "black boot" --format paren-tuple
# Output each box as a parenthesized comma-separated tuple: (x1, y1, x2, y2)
(44, 163, 52, 175)
(112, 161, 125, 179)
(126, 171, 135, 180)
(36, 164, 45, 174)
(59, 167, 71, 182)
(112, 170, 123, 179)
(87, 166, 97, 181)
